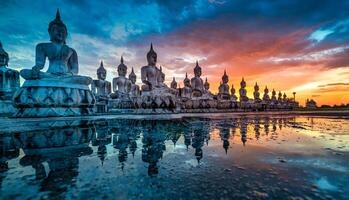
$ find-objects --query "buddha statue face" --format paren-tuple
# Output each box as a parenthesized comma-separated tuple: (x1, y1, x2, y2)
(147, 54, 157, 66)
(49, 24, 67, 44)
(222, 75, 228, 84)
(184, 79, 190, 87)
(194, 67, 201, 77)
(97, 71, 106, 80)
(130, 75, 136, 84)
(118, 66, 127, 77)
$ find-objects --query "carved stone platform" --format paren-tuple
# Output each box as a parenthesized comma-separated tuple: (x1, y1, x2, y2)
(0, 100, 16, 116)
(13, 79, 95, 117)
(137, 90, 176, 110)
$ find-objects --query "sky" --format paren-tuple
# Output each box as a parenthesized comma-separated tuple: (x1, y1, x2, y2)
(1, 0, 349, 106)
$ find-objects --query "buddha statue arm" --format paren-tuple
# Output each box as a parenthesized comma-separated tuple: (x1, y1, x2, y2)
(68, 49, 78, 75)
(141, 67, 149, 85)
(33, 44, 46, 72)
(107, 82, 112, 94)
(112, 78, 118, 92)
(91, 81, 97, 94)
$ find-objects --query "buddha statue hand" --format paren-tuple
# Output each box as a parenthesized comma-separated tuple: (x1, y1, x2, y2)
(31, 65, 42, 79)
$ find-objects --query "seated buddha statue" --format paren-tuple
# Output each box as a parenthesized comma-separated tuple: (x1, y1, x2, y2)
(13, 9, 95, 117)
(181, 73, 192, 100)
(239, 77, 248, 102)
(230, 84, 238, 102)
(278, 91, 282, 103)
(271, 89, 277, 103)
(157, 66, 167, 88)
(263, 86, 270, 102)
(141, 44, 161, 92)
(171, 77, 177, 89)
(202, 77, 214, 99)
(91, 61, 111, 101)
(253, 82, 261, 102)
(190, 61, 204, 98)
(0, 41, 20, 100)
(128, 67, 140, 98)
(20, 10, 91, 86)
(111, 56, 131, 99)
(217, 70, 230, 100)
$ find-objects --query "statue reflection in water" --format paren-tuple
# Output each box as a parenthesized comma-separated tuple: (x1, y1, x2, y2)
(0, 115, 299, 190)
(7, 126, 93, 198)
(141, 120, 166, 176)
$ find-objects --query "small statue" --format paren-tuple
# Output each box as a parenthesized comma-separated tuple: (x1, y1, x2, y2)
(239, 77, 248, 102)
(253, 82, 261, 102)
(128, 67, 140, 97)
(230, 84, 238, 102)
(91, 61, 111, 101)
(217, 70, 230, 100)
(263, 86, 270, 102)
(190, 61, 204, 97)
(278, 91, 282, 102)
(171, 77, 177, 89)
(157, 66, 167, 88)
(111, 56, 131, 99)
(271, 89, 277, 103)
(283, 93, 287, 102)
(204, 77, 210, 91)
(181, 73, 192, 99)
(0, 41, 20, 100)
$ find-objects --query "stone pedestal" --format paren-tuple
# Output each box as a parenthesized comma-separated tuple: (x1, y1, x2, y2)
(13, 79, 95, 117)
(0, 100, 16, 116)
(138, 89, 176, 110)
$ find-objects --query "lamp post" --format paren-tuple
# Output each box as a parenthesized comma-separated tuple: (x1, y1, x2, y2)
(293, 92, 296, 102)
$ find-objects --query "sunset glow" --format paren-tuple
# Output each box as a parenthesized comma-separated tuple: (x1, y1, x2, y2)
(1, 0, 349, 106)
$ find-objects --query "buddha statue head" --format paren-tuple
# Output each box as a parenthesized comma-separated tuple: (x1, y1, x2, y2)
(129, 67, 137, 84)
(97, 61, 107, 80)
(147, 43, 157, 66)
(278, 91, 282, 98)
(283, 93, 287, 100)
(240, 77, 246, 88)
(254, 82, 259, 91)
(194, 61, 202, 77)
(230, 84, 235, 94)
(222, 70, 229, 84)
(48, 9, 68, 44)
(0, 41, 9, 66)
(171, 77, 177, 89)
(264, 86, 269, 94)
(204, 77, 210, 90)
(184, 73, 191, 87)
(117, 56, 127, 77)
(272, 89, 276, 96)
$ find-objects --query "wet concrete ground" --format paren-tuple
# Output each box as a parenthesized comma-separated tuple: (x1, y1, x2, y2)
(0, 114, 348, 199)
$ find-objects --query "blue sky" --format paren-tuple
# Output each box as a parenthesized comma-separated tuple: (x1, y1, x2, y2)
(1, 0, 349, 105)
